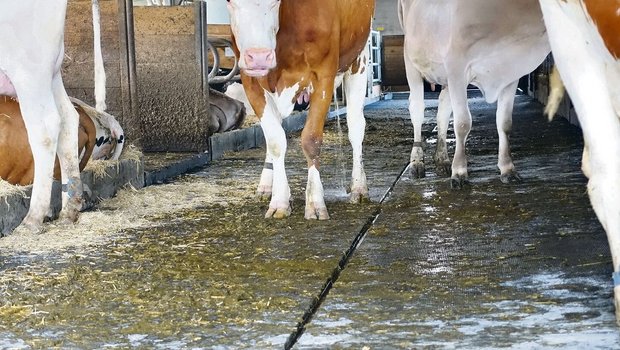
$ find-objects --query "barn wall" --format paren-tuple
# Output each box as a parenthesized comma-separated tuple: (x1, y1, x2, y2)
(64, 0, 128, 128)
(374, 0, 403, 36)
(132, 5, 212, 152)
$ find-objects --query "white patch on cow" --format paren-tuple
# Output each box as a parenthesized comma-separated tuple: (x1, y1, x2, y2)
(343, 50, 369, 201)
(227, 0, 281, 74)
(269, 83, 299, 122)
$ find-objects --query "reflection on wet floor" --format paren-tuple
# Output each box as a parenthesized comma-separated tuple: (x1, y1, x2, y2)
(1, 96, 619, 349)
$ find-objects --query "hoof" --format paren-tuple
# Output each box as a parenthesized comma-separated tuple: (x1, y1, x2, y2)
(500, 171, 523, 184)
(265, 206, 291, 219)
(450, 176, 469, 190)
(305, 205, 330, 220)
(349, 190, 370, 204)
(435, 161, 451, 177)
(16, 218, 44, 234)
(59, 208, 80, 224)
(410, 162, 426, 179)
(256, 188, 272, 202)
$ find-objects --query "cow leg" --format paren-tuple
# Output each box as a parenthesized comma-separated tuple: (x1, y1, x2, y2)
(580, 99, 620, 324)
(404, 49, 425, 178)
(539, 0, 620, 322)
(496, 80, 521, 183)
(495, 80, 521, 183)
(434, 87, 452, 177)
(53, 73, 83, 223)
(302, 79, 335, 220)
(446, 73, 472, 189)
(257, 152, 274, 201)
(13, 85, 60, 231)
(343, 54, 369, 203)
(260, 96, 291, 219)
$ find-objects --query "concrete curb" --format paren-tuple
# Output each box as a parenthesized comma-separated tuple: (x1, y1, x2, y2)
(1, 158, 144, 236)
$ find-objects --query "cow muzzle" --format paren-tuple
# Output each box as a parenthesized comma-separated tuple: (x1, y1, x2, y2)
(242, 48, 276, 77)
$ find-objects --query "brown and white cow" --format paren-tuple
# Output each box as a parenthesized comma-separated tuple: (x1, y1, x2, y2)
(538, 0, 620, 322)
(398, 0, 550, 187)
(0, 0, 106, 231)
(226, 0, 375, 219)
(0, 97, 97, 186)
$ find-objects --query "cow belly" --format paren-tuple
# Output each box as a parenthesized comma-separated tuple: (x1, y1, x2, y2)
(0, 71, 16, 97)
(407, 48, 448, 85)
(467, 37, 550, 102)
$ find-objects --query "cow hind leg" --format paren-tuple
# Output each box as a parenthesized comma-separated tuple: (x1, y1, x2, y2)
(404, 49, 426, 178)
(343, 53, 369, 203)
(14, 87, 60, 232)
(446, 73, 472, 189)
(434, 87, 452, 177)
(53, 74, 83, 223)
(496, 80, 521, 183)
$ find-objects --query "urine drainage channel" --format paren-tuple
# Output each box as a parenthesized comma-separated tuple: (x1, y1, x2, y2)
(285, 162, 411, 349)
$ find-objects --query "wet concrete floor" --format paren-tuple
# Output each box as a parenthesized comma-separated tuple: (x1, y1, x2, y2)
(0, 95, 618, 349)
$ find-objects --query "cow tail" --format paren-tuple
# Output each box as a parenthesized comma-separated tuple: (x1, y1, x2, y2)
(397, 0, 405, 31)
(544, 65, 565, 121)
(92, 0, 107, 112)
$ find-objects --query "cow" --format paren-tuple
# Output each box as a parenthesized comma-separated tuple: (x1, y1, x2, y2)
(0, 96, 97, 186)
(537, 0, 620, 323)
(0, 0, 106, 232)
(226, 0, 375, 220)
(398, 0, 550, 188)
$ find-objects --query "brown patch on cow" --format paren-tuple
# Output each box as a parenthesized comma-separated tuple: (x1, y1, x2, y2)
(0, 98, 97, 186)
(584, 0, 620, 59)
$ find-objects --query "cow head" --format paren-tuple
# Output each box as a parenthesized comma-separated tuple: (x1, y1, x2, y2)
(226, 0, 281, 77)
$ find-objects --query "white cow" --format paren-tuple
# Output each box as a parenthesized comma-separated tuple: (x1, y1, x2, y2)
(398, 0, 550, 187)
(0, 0, 106, 232)
(538, 0, 620, 322)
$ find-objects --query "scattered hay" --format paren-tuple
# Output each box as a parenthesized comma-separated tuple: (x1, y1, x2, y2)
(0, 179, 28, 199)
(120, 144, 142, 163)
(0, 171, 257, 255)
(84, 143, 143, 180)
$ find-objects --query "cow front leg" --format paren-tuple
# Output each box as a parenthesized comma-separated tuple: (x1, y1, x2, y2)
(404, 50, 426, 178)
(434, 87, 452, 177)
(446, 73, 472, 189)
(496, 80, 521, 183)
(344, 52, 369, 203)
(301, 81, 333, 220)
(53, 74, 83, 223)
(257, 152, 274, 201)
(260, 99, 291, 219)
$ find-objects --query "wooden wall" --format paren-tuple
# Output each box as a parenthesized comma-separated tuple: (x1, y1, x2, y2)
(64, 0, 128, 125)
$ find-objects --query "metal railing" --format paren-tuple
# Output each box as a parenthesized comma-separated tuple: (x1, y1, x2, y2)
(207, 38, 240, 85)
